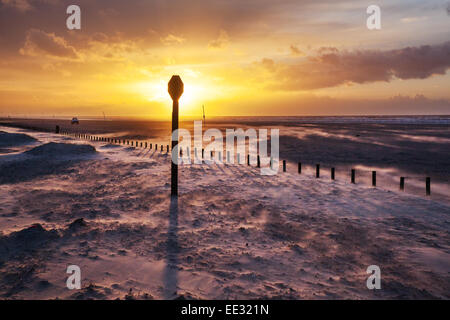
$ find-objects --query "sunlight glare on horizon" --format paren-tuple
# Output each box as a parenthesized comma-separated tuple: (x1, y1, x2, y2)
(135, 79, 216, 114)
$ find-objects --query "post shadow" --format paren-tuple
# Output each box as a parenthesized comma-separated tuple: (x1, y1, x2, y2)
(163, 195, 179, 299)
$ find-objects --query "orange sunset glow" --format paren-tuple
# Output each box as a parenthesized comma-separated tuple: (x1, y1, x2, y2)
(0, 0, 450, 118)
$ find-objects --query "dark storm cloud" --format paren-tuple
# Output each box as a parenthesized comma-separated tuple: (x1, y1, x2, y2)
(262, 42, 450, 91)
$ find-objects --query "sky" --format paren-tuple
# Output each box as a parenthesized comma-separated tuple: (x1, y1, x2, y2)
(0, 0, 450, 119)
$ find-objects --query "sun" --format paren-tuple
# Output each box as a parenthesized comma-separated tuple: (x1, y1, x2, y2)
(179, 82, 204, 106)
(135, 80, 208, 113)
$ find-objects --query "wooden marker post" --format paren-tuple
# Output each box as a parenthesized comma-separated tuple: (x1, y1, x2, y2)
(372, 171, 376, 187)
(331, 167, 335, 180)
(351, 169, 356, 184)
(298, 162, 302, 174)
(426, 177, 431, 195)
(316, 164, 320, 178)
(168, 75, 183, 197)
(400, 177, 405, 191)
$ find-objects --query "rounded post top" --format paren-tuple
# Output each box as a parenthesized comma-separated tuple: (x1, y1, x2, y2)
(168, 75, 184, 100)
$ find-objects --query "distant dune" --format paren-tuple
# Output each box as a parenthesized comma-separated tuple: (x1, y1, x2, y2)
(25, 142, 96, 157)
(0, 131, 37, 148)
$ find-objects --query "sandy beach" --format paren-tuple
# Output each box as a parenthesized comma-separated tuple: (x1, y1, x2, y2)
(0, 118, 449, 299)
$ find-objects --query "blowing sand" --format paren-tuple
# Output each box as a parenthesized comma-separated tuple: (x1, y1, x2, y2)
(0, 127, 449, 299)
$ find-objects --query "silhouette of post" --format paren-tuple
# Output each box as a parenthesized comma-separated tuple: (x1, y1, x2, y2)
(168, 75, 183, 197)
(400, 177, 405, 190)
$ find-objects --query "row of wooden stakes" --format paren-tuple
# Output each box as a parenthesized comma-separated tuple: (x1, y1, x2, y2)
(60, 130, 432, 196)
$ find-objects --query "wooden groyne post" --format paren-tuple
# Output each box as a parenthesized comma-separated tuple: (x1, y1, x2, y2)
(168, 75, 183, 197)
(400, 177, 405, 191)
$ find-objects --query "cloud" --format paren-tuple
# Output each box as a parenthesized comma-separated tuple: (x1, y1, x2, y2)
(289, 45, 304, 56)
(99, 8, 119, 18)
(19, 28, 78, 59)
(160, 34, 186, 46)
(1, 0, 32, 11)
(1, 0, 59, 12)
(208, 30, 230, 49)
(259, 42, 450, 91)
(260, 58, 276, 72)
(447, 2, 450, 15)
(400, 16, 428, 24)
